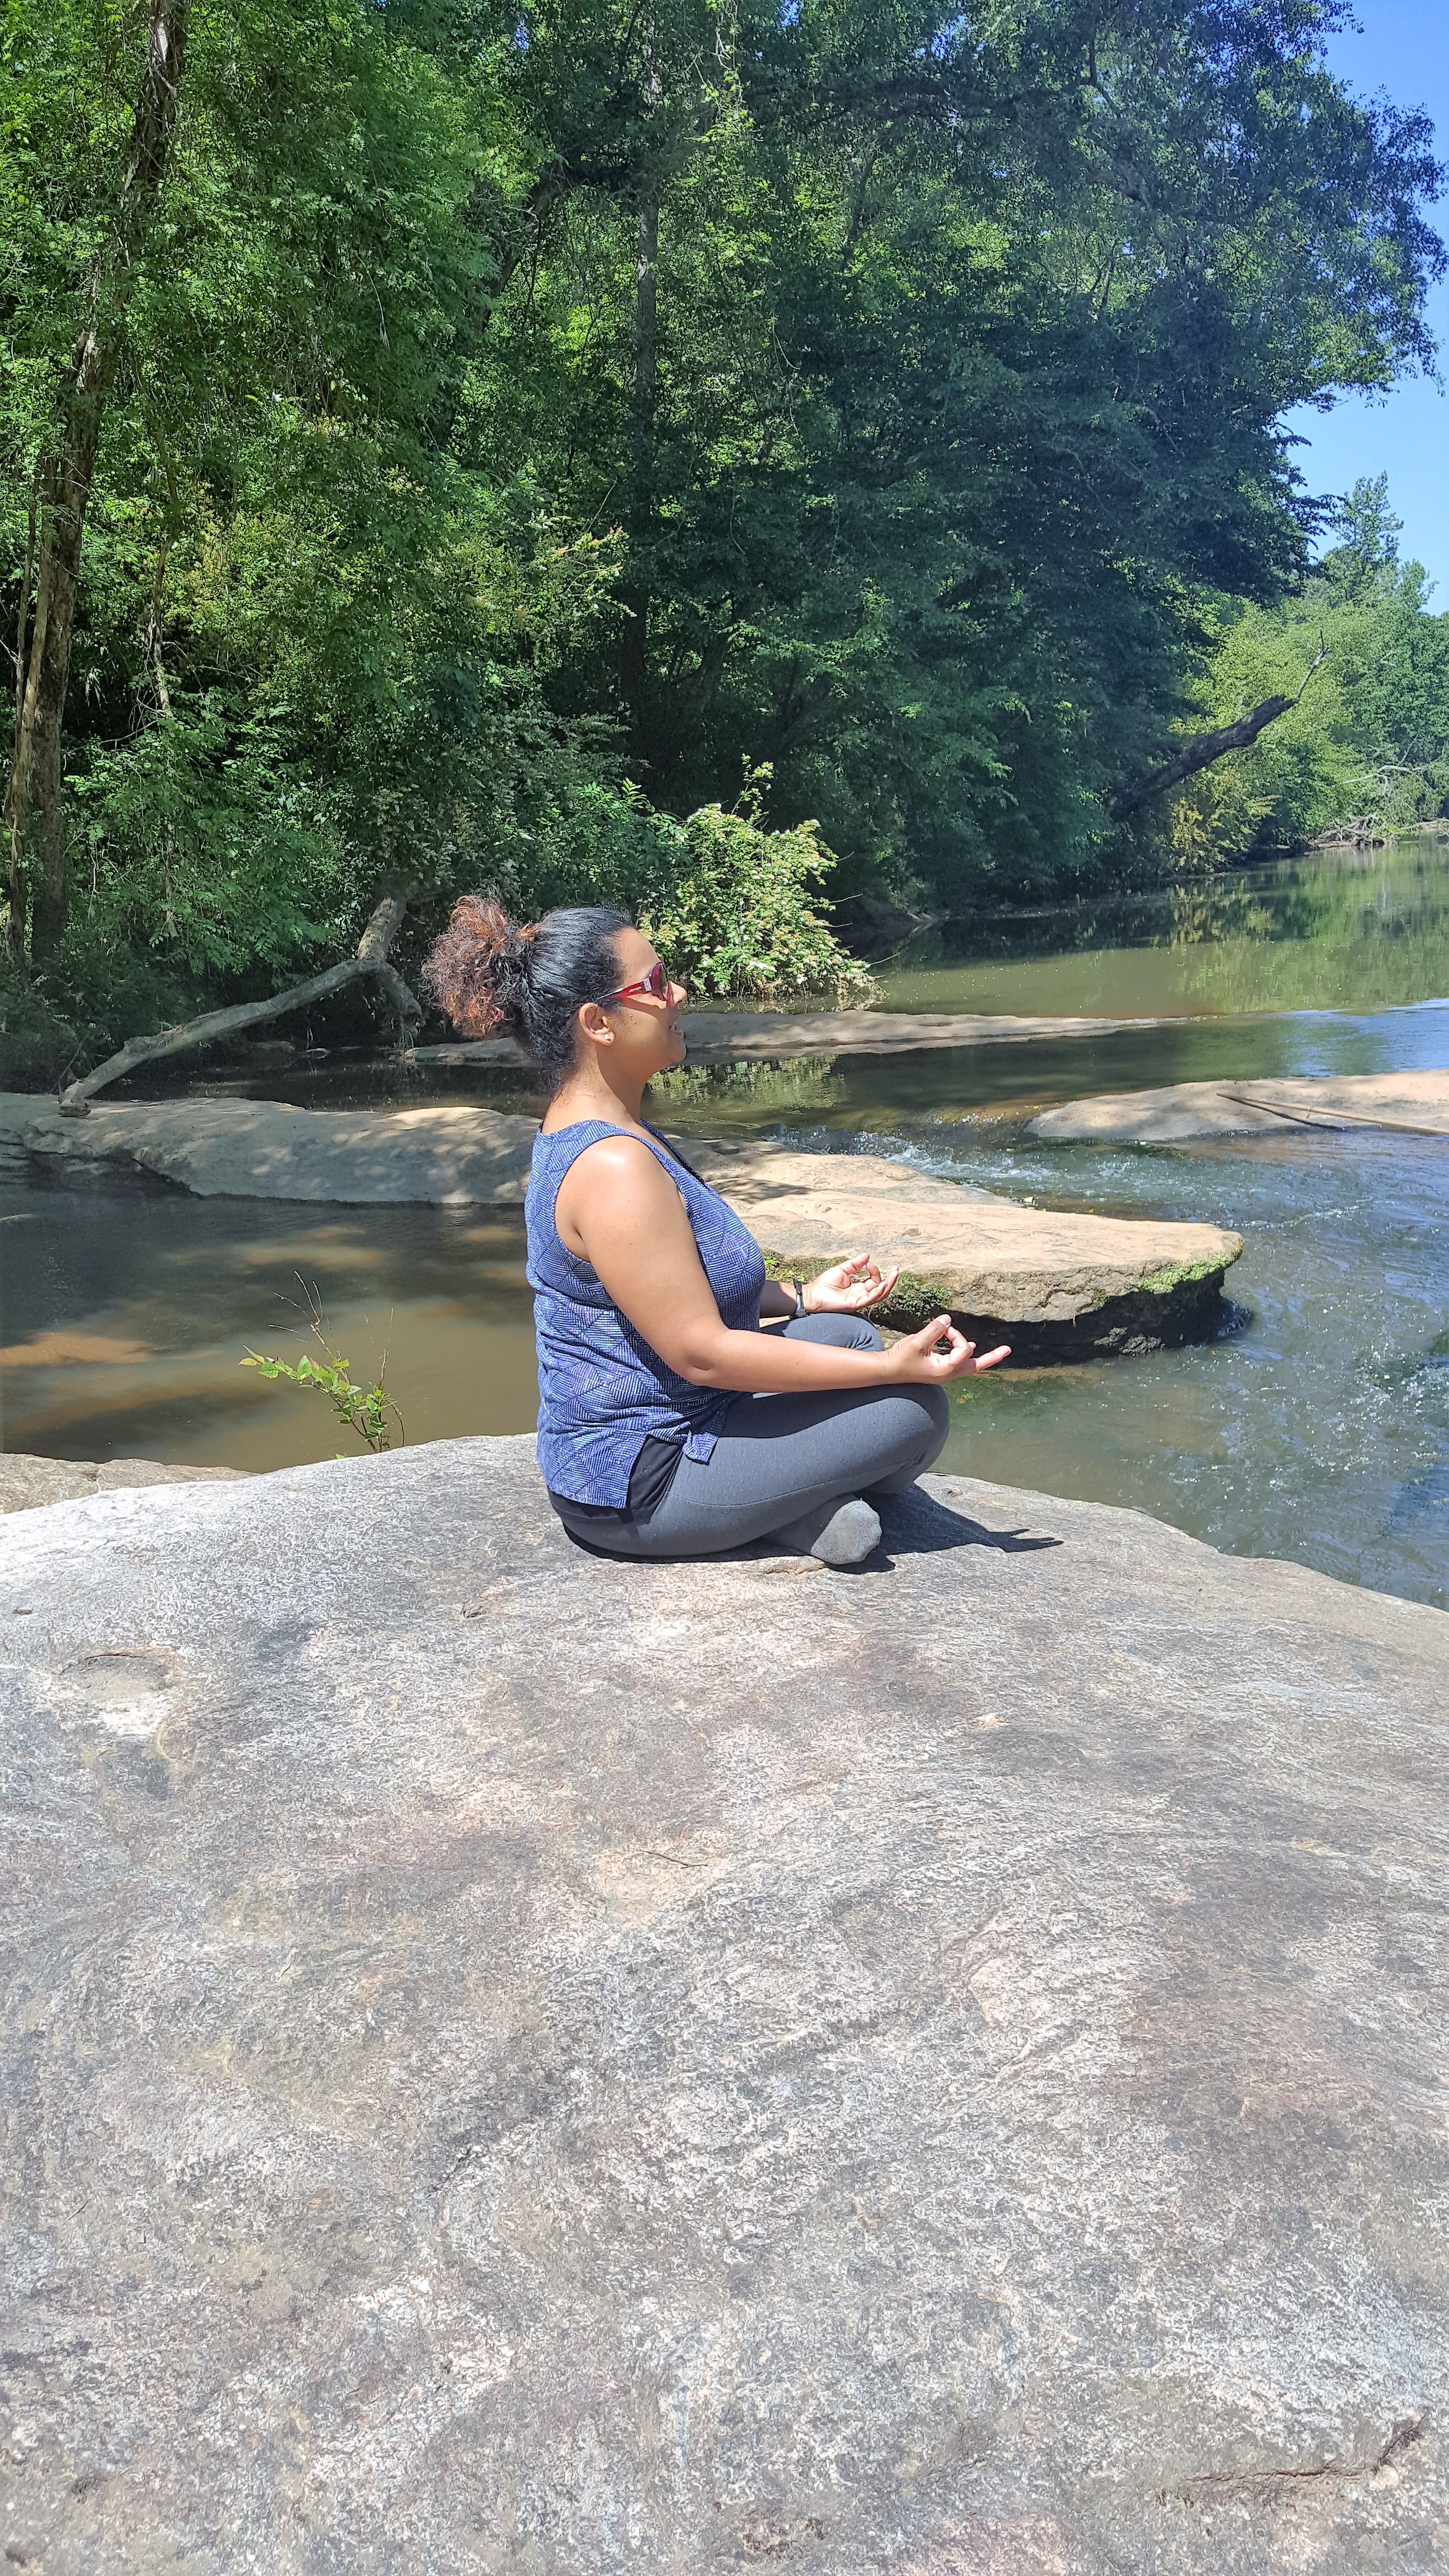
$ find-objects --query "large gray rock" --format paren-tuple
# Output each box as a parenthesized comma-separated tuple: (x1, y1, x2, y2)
(3, 1439, 1447, 2574)
(1030, 1070, 1449, 1144)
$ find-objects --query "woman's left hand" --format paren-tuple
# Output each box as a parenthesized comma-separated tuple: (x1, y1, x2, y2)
(804, 1253, 901, 1314)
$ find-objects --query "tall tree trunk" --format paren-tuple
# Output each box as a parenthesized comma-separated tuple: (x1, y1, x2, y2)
(5, 0, 190, 966)
(617, 187, 660, 745)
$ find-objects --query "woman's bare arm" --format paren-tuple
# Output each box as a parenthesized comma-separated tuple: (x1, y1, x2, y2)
(552, 1136, 1008, 1389)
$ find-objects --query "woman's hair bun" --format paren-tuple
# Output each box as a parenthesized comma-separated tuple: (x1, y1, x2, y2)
(420, 894, 632, 1091)
(420, 894, 538, 1039)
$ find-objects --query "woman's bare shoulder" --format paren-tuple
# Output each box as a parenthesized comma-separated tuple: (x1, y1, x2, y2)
(553, 1130, 681, 1206)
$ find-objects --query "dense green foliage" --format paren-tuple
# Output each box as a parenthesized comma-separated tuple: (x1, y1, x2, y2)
(1172, 478, 1449, 858)
(1, 0, 1445, 1061)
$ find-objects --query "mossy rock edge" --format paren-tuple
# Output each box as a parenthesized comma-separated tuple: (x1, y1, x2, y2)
(760, 1249, 1240, 1363)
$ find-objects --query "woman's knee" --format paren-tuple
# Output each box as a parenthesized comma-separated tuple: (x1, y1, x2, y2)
(888, 1382, 949, 1454)
(920, 1383, 950, 1438)
(858, 1385, 949, 1495)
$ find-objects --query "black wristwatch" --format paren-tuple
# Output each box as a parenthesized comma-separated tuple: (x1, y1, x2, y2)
(791, 1277, 806, 1319)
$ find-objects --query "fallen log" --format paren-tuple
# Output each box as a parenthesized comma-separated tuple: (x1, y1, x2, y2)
(1109, 696, 1295, 820)
(56, 882, 421, 1117)
(1217, 1088, 1449, 1138)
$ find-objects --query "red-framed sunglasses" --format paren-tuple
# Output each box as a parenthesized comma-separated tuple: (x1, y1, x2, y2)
(600, 959, 673, 1006)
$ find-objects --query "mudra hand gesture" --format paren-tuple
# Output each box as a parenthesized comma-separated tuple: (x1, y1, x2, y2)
(800, 1253, 902, 1314)
(802, 1252, 1011, 1380)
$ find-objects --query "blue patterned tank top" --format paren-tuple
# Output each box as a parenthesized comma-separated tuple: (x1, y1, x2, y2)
(526, 1121, 767, 1507)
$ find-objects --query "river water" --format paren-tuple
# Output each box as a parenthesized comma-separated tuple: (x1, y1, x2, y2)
(2, 840, 1446, 1608)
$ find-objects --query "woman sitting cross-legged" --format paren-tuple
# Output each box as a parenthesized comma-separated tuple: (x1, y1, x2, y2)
(421, 899, 1011, 1565)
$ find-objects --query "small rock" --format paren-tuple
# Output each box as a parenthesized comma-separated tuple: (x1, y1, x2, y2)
(0, 1454, 248, 1514)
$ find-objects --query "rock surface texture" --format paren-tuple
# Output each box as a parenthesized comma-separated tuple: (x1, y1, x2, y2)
(2, 1438, 1447, 2575)
(1030, 1069, 1449, 1143)
(0, 1453, 247, 1513)
(688, 1142, 1241, 1355)
(411, 1005, 1157, 1069)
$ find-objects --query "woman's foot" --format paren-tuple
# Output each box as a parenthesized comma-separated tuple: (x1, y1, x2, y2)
(774, 1495, 882, 1566)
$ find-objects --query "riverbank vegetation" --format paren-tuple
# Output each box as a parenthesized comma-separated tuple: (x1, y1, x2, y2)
(2, 0, 1447, 1080)
(1172, 478, 1449, 862)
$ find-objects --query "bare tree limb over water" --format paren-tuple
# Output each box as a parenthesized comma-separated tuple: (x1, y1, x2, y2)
(1111, 647, 1329, 821)
(56, 883, 420, 1118)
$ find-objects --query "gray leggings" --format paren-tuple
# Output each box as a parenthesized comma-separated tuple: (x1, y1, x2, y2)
(578, 1315, 950, 1560)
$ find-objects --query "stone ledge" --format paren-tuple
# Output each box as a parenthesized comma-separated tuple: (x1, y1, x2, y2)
(689, 1141, 1242, 1354)
(0, 1453, 250, 1513)
(1030, 1069, 1449, 1143)
(0, 1090, 539, 1202)
(410, 1003, 1162, 1067)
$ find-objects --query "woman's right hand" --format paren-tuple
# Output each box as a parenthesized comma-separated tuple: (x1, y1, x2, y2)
(883, 1315, 1011, 1381)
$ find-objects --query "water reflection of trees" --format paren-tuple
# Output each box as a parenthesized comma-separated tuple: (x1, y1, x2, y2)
(906, 843, 1449, 1016)
(650, 1056, 844, 1126)
(1167, 846, 1449, 1013)
(1163, 881, 1278, 947)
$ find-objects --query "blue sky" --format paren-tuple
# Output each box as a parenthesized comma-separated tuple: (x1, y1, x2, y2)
(1284, 1, 1449, 593)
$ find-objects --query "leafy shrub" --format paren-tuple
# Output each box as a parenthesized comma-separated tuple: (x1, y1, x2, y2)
(487, 769, 875, 1006)
(241, 1284, 402, 1453)
(504, 781, 688, 920)
(68, 694, 351, 977)
(642, 775, 875, 1005)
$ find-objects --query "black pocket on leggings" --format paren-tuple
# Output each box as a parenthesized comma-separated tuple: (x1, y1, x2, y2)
(625, 1434, 684, 1522)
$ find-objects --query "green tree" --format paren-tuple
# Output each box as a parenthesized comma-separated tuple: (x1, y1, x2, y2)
(1, 0, 1443, 1044)
(1168, 490, 1449, 855)
(467, 0, 1444, 897)
(1, 0, 612, 972)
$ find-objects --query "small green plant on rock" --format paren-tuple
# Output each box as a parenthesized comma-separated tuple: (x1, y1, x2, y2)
(242, 1280, 402, 1453)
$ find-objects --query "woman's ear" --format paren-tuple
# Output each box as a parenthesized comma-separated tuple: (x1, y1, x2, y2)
(576, 1001, 613, 1046)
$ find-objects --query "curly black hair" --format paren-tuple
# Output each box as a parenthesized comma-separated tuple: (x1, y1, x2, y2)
(420, 896, 631, 1095)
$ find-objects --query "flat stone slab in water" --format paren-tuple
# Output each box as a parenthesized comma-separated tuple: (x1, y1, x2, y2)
(411, 1004, 1157, 1067)
(689, 1141, 1241, 1348)
(4, 1438, 1446, 2573)
(0, 1097, 1239, 1347)
(1030, 1069, 1449, 1143)
(0, 1090, 539, 1202)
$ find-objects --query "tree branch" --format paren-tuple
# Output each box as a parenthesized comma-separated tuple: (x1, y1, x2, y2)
(1110, 648, 1328, 821)
(56, 883, 421, 1116)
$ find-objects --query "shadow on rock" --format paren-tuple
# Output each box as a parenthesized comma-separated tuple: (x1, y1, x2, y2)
(876, 1485, 1065, 1560)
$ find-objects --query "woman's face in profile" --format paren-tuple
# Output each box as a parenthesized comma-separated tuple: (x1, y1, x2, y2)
(591, 927, 688, 1076)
